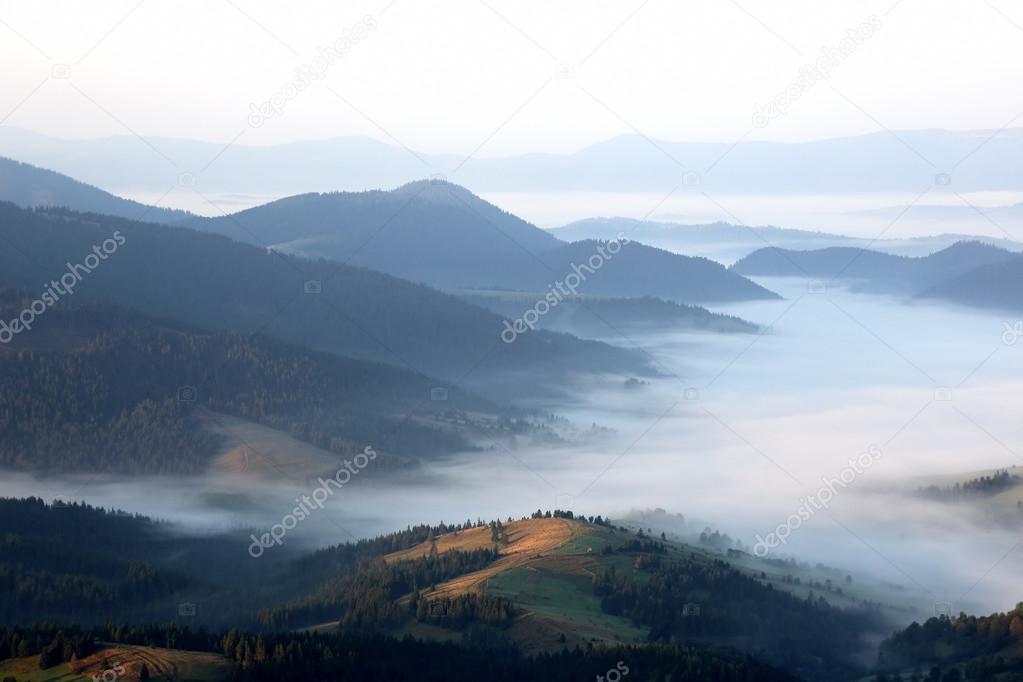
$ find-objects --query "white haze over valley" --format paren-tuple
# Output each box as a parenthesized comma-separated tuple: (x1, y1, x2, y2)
(4, 3, 1023, 663)
(5, 276, 1020, 622)
(116, 187, 1023, 246)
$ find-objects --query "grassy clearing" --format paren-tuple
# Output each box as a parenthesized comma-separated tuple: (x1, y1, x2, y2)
(487, 563, 647, 646)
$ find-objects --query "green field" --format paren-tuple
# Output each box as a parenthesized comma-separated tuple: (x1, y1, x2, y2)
(486, 560, 647, 645)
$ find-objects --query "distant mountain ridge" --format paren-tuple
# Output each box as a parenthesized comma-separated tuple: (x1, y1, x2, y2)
(919, 257, 1023, 312)
(732, 241, 1015, 289)
(457, 292, 758, 338)
(555, 217, 1023, 264)
(0, 158, 778, 303)
(187, 179, 778, 303)
(0, 155, 190, 224)
(3, 126, 1022, 195)
(0, 201, 651, 398)
(731, 240, 1023, 311)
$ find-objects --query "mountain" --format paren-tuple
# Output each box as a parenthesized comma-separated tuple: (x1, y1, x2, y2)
(555, 217, 1023, 264)
(460, 128, 1023, 194)
(919, 256, 1023, 311)
(3, 126, 1023, 196)
(0, 202, 650, 397)
(0, 288, 508, 475)
(0, 155, 191, 224)
(0, 500, 882, 680)
(731, 241, 1019, 294)
(187, 180, 561, 291)
(554, 217, 854, 248)
(543, 238, 777, 301)
(0, 127, 462, 197)
(0, 160, 777, 303)
(457, 291, 758, 339)
(187, 180, 777, 303)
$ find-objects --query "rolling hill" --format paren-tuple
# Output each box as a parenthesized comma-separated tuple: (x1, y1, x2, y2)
(553, 216, 1023, 263)
(458, 291, 758, 339)
(0, 202, 650, 397)
(189, 180, 778, 303)
(187, 180, 562, 291)
(731, 241, 1019, 295)
(3, 126, 1022, 196)
(0, 155, 190, 224)
(918, 256, 1023, 311)
(0, 159, 778, 304)
(254, 513, 888, 681)
(1, 499, 887, 680)
(545, 238, 777, 301)
(0, 288, 518, 475)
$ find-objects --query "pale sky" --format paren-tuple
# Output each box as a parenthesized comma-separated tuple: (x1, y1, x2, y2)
(2, 0, 1022, 155)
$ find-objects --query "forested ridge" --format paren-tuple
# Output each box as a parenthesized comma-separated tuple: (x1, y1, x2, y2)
(592, 552, 885, 681)
(0, 202, 649, 390)
(0, 289, 497, 474)
(0, 499, 520, 630)
(0, 499, 954, 681)
(0, 498, 195, 623)
(878, 604, 1023, 676)
(257, 547, 504, 629)
(914, 470, 1019, 503)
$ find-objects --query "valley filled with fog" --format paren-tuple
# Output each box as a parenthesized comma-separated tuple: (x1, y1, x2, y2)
(6, 272, 1018, 623)
(6, 3, 1023, 679)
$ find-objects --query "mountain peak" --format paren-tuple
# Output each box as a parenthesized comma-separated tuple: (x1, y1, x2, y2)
(392, 177, 481, 206)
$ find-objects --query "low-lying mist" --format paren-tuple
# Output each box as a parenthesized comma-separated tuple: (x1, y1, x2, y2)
(3, 278, 1020, 624)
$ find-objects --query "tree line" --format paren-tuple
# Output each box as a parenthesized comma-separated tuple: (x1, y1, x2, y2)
(0, 622, 798, 681)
